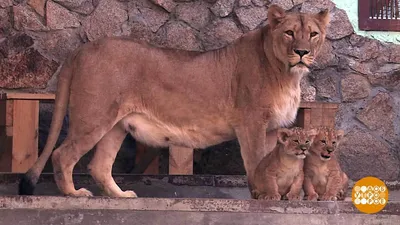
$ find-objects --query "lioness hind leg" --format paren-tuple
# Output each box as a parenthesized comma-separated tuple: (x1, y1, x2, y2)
(52, 125, 114, 197)
(88, 123, 137, 198)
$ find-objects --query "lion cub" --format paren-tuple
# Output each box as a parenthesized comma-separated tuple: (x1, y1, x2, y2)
(303, 127, 348, 201)
(252, 127, 318, 200)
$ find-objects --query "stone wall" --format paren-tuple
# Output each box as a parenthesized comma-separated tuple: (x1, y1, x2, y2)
(1, 0, 399, 180)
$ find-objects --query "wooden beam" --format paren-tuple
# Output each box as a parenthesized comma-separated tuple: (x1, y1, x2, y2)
(169, 146, 193, 175)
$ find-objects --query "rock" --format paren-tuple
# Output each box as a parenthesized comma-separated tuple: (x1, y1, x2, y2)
(82, 0, 128, 41)
(293, 0, 305, 5)
(338, 126, 400, 181)
(0, 8, 11, 39)
(300, 77, 316, 101)
(210, 0, 235, 17)
(347, 58, 375, 75)
(235, 6, 268, 30)
(0, 48, 59, 88)
(312, 68, 339, 101)
(341, 73, 371, 102)
(314, 40, 337, 69)
(269, 0, 293, 10)
(388, 43, 400, 63)
(368, 66, 400, 91)
(251, 0, 266, 7)
(175, 1, 211, 30)
(356, 92, 396, 143)
(13, 5, 47, 31)
(47, 1, 80, 30)
(53, 0, 95, 15)
(32, 29, 82, 62)
(128, 1, 169, 33)
(0, 33, 34, 57)
(28, 0, 46, 17)
(347, 35, 381, 61)
(0, 0, 12, 8)
(238, 0, 251, 7)
(149, 0, 176, 12)
(326, 8, 353, 40)
(199, 18, 243, 50)
(158, 21, 202, 51)
(300, 0, 336, 13)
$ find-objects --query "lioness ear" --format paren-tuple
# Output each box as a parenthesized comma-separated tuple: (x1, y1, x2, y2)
(316, 9, 330, 27)
(277, 128, 292, 144)
(268, 4, 286, 28)
(336, 130, 345, 140)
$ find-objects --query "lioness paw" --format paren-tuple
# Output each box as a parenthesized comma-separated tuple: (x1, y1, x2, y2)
(121, 190, 138, 198)
(258, 193, 281, 201)
(67, 188, 93, 197)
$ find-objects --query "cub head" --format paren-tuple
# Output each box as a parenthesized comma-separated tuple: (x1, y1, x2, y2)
(310, 127, 345, 161)
(277, 127, 318, 159)
(267, 4, 330, 74)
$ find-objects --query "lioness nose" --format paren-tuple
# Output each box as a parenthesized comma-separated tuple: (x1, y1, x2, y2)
(294, 49, 310, 57)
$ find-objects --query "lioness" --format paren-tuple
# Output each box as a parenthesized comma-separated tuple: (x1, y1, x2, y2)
(303, 127, 348, 201)
(252, 127, 317, 200)
(19, 5, 330, 198)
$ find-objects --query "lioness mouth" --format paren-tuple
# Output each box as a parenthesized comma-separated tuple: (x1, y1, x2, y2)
(290, 61, 308, 68)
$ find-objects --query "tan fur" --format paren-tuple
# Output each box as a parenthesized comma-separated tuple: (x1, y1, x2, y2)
(21, 5, 330, 198)
(303, 126, 348, 201)
(252, 127, 318, 200)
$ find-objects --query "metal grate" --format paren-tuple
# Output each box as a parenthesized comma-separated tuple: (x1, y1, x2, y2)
(369, 0, 399, 20)
(359, 0, 400, 31)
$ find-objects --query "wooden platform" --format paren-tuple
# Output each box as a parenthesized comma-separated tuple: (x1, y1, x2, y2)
(0, 93, 339, 174)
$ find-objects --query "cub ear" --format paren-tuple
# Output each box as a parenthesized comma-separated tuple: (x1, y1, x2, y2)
(336, 129, 345, 140)
(306, 128, 318, 141)
(277, 128, 292, 144)
(316, 9, 330, 27)
(268, 4, 286, 28)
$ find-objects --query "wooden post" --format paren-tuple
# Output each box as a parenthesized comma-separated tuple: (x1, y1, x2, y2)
(133, 142, 159, 174)
(169, 146, 193, 175)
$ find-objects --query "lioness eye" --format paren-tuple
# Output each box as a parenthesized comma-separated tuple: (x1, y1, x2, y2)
(321, 140, 326, 144)
(310, 32, 318, 37)
(285, 30, 294, 36)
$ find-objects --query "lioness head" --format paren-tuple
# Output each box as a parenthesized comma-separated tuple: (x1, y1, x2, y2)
(310, 127, 345, 161)
(267, 5, 330, 74)
(277, 127, 318, 159)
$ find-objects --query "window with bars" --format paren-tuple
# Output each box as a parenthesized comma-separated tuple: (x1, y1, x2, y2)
(358, 0, 400, 31)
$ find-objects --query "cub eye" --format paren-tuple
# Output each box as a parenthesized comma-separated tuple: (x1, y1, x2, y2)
(293, 139, 299, 143)
(321, 140, 326, 144)
(310, 32, 318, 37)
(332, 141, 336, 145)
(305, 140, 310, 144)
(285, 30, 294, 37)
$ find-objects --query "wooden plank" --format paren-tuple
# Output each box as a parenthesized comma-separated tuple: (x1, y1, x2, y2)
(0, 127, 12, 172)
(296, 108, 312, 129)
(169, 146, 193, 175)
(0, 100, 13, 126)
(11, 100, 39, 173)
(0, 93, 55, 100)
(299, 102, 339, 109)
(133, 142, 159, 175)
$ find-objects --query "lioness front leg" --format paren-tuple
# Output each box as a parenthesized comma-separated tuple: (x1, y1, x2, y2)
(286, 172, 304, 201)
(234, 119, 269, 198)
(88, 123, 137, 198)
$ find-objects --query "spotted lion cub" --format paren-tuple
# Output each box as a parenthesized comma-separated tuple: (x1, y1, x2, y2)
(303, 127, 348, 201)
(252, 127, 318, 200)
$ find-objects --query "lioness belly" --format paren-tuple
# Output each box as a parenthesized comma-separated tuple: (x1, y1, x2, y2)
(120, 113, 234, 148)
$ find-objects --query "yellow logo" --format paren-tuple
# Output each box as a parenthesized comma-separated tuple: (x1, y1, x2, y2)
(352, 176, 389, 214)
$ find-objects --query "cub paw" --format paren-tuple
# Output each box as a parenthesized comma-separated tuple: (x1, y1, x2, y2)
(306, 193, 319, 201)
(320, 194, 337, 201)
(258, 193, 281, 201)
(286, 192, 301, 201)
